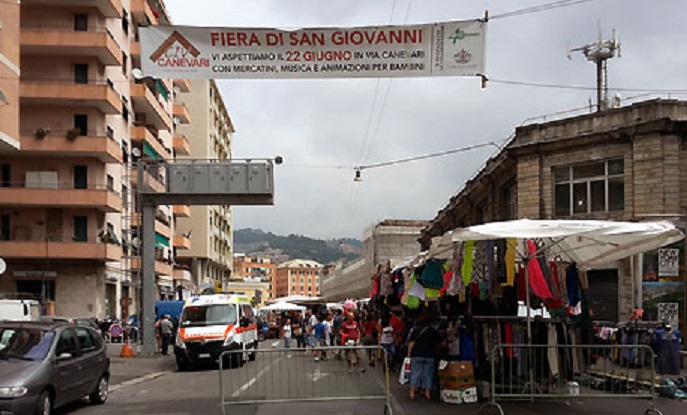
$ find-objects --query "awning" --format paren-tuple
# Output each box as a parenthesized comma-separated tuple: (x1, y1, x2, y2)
(143, 141, 159, 160)
(155, 233, 169, 248)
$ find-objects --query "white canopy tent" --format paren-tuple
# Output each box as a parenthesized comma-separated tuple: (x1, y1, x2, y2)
(266, 295, 327, 305)
(259, 301, 306, 313)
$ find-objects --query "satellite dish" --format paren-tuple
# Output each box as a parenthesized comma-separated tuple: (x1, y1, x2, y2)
(0, 258, 6, 275)
(132, 68, 144, 80)
(132, 237, 141, 248)
(132, 147, 142, 158)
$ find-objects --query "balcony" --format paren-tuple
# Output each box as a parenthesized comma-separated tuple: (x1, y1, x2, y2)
(0, 182, 122, 212)
(131, 0, 157, 25)
(173, 205, 191, 217)
(131, 258, 173, 276)
(173, 134, 191, 156)
(21, 27, 123, 66)
(173, 103, 191, 124)
(129, 167, 165, 193)
(0, 237, 122, 261)
(174, 79, 191, 93)
(20, 130, 123, 163)
(20, 80, 122, 114)
(130, 126, 171, 159)
(173, 235, 191, 250)
(131, 40, 141, 57)
(131, 83, 172, 130)
(173, 268, 192, 281)
(21, 0, 124, 18)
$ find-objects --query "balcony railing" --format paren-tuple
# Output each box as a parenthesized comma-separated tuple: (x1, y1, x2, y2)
(0, 181, 122, 212)
(0, 235, 123, 261)
(19, 130, 122, 163)
(21, 26, 122, 66)
(20, 78, 122, 114)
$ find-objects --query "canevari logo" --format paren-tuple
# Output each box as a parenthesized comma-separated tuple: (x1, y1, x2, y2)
(449, 27, 480, 44)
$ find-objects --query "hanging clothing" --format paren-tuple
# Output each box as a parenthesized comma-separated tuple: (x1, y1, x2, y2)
(495, 239, 507, 284)
(462, 241, 475, 286)
(420, 259, 445, 289)
(526, 240, 553, 300)
(517, 265, 527, 302)
(566, 263, 582, 307)
(471, 241, 487, 284)
(482, 240, 495, 300)
(504, 238, 517, 286)
(440, 269, 453, 296)
(547, 324, 560, 377)
(544, 262, 564, 309)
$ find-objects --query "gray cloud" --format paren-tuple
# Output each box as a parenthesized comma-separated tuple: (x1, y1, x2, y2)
(165, 0, 687, 239)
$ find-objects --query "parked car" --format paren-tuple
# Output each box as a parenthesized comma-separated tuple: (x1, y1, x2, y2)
(0, 320, 110, 414)
(39, 316, 103, 339)
(0, 299, 41, 321)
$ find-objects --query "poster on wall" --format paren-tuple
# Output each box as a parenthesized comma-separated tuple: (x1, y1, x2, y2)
(658, 302, 679, 327)
(140, 20, 486, 79)
(659, 248, 680, 277)
(643, 241, 685, 325)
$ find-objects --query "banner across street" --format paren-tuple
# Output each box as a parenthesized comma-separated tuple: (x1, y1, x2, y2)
(140, 19, 486, 79)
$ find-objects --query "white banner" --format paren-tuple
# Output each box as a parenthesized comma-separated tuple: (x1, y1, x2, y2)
(139, 20, 486, 79)
(657, 302, 679, 327)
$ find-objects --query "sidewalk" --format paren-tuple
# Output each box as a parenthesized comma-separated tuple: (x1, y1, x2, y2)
(106, 343, 176, 387)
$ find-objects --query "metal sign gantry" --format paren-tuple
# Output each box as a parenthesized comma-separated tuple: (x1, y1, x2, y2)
(137, 159, 275, 356)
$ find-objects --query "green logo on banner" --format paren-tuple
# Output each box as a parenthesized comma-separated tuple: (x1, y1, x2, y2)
(449, 27, 480, 44)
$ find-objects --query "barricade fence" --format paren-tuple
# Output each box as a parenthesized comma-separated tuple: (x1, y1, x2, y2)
(487, 344, 662, 415)
(219, 345, 393, 415)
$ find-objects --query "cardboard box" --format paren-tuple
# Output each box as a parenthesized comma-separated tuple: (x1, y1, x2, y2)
(462, 387, 478, 403)
(439, 361, 475, 390)
(440, 387, 479, 404)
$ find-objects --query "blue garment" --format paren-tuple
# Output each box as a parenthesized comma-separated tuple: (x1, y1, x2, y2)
(459, 327, 475, 362)
(410, 357, 435, 390)
(314, 322, 327, 340)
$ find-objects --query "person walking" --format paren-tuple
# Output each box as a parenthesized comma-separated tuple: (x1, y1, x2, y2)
(407, 312, 440, 400)
(292, 312, 305, 350)
(313, 314, 328, 361)
(378, 312, 396, 371)
(340, 312, 364, 373)
(282, 318, 292, 358)
(159, 314, 174, 356)
(362, 312, 378, 367)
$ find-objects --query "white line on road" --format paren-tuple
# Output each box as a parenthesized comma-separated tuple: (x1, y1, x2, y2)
(231, 366, 271, 397)
(110, 371, 169, 393)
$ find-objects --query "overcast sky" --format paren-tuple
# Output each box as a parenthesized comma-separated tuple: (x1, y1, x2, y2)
(164, 0, 687, 240)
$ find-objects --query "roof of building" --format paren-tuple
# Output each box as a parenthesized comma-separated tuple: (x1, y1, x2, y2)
(277, 259, 322, 269)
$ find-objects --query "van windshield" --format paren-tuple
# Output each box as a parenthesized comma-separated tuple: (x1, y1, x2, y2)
(180, 305, 237, 327)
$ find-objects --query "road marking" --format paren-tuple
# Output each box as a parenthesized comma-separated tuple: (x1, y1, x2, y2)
(232, 366, 271, 397)
(110, 371, 169, 393)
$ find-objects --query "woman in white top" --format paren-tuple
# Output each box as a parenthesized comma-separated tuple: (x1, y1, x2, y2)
(378, 314, 395, 370)
(282, 319, 292, 357)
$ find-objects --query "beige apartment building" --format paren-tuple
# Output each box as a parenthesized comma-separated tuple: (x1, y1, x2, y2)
(0, 0, 20, 152)
(175, 79, 235, 295)
(0, 0, 190, 318)
(275, 259, 322, 298)
(233, 254, 277, 301)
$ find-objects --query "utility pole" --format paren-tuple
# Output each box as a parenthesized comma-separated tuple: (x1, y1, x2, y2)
(568, 28, 621, 112)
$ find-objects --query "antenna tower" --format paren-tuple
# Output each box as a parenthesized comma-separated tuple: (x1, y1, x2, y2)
(567, 27, 621, 111)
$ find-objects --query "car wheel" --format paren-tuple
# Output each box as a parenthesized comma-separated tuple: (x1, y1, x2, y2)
(34, 390, 52, 415)
(89, 374, 109, 404)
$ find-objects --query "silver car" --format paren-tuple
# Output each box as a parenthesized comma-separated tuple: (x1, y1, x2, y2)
(0, 320, 110, 415)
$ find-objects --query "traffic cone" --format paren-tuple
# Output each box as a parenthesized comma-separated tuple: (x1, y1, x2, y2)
(120, 342, 135, 358)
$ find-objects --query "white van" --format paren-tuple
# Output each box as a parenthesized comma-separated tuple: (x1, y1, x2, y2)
(0, 299, 41, 321)
(174, 294, 258, 371)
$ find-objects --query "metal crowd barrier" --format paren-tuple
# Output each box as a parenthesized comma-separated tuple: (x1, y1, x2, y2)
(485, 344, 662, 415)
(219, 345, 393, 415)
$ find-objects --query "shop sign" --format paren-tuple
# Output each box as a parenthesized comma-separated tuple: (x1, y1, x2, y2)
(13, 271, 57, 279)
(140, 20, 486, 79)
(658, 248, 679, 277)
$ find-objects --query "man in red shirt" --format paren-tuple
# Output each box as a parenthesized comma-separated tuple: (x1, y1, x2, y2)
(340, 312, 364, 373)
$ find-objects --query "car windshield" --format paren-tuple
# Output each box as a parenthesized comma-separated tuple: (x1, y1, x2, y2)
(0, 328, 55, 361)
(180, 305, 237, 327)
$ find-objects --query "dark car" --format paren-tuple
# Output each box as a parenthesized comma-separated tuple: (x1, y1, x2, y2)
(0, 320, 110, 415)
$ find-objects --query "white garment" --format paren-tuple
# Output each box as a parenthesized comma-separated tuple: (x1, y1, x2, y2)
(380, 324, 394, 345)
(325, 321, 333, 346)
(547, 324, 560, 377)
(283, 324, 292, 338)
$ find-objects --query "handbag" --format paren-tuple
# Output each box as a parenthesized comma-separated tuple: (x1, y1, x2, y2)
(399, 357, 412, 384)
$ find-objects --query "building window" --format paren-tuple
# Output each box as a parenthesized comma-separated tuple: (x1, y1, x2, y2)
(74, 64, 89, 84)
(74, 14, 88, 32)
(501, 183, 517, 220)
(554, 159, 624, 216)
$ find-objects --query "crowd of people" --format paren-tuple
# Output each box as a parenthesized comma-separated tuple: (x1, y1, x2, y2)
(263, 304, 457, 401)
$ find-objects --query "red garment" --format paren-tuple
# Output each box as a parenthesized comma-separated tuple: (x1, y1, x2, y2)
(517, 265, 527, 301)
(504, 323, 514, 358)
(544, 262, 564, 309)
(390, 315, 403, 344)
(526, 240, 553, 300)
(340, 320, 360, 340)
(363, 320, 377, 336)
(440, 270, 452, 295)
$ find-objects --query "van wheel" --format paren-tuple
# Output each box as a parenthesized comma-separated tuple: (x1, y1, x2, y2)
(177, 356, 192, 372)
(34, 390, 52, 415)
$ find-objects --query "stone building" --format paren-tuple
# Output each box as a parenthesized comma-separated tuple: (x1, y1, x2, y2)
(420, 99, 687, 322)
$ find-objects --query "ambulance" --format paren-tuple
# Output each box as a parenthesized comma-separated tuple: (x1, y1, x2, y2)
(174, 294, 258, 371)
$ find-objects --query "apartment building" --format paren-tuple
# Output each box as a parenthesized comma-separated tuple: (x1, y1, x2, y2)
(0, 0, 190, 318)
(275, 259, 322, 298)
(0, 0, 20, 152)
(175, 80, 235, 294)
(233, 253, 277, 301)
